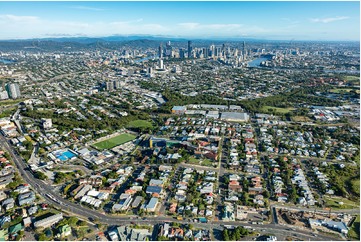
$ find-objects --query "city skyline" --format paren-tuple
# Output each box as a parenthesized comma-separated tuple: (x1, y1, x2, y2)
(0, 1, 360, 41)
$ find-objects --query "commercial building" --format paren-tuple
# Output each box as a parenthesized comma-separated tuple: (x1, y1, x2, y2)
(41, 118, 52, 129)
(5, 83, 21, 99)
(187, 41, 192, 58)
(18, 191, 35, 206)
(0, 91, 8, 100)
(34, 213, 63, 228)
(220, 112, 250, 122)
(145, 197, 158, 212)
(171, 106, 187, 114)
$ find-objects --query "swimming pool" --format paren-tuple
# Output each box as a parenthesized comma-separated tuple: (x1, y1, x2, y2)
(55, 150, 76, 161)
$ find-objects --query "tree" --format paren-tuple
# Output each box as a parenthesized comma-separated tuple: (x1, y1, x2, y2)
(68, 217, 79, 227)
(34, 171, 47, 180)
(222, 229, 229, 241)
(38, 234, 48, 241)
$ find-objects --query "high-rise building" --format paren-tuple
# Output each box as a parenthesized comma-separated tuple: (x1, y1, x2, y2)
(159, 59, 164, 69)
(114, 80, 121, 89)
(158, 44, 163, 58)
(5, 83, 21, 99)
(179, 48, 185, 59)
(106, 81, 114, 91)
(165, 41, 172, 57)
(187, 41, 192, 58)
(203, 48, 208, 58)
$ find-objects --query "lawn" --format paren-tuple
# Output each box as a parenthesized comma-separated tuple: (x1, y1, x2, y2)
(324, 197, 360, 209)
(260, 106, 295, 114)
(348, 215, 360, 241)
(127, 120, 153, 129)
(188, 156, 216, 167)
(93, 133, 136, 150)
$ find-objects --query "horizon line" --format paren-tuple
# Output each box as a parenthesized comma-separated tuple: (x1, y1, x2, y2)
(0, 34, 359, 43)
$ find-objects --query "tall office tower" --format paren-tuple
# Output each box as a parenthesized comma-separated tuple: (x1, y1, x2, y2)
(166, 41, 172, 57)
(106, 81, 114, 91)
(210, 44, 215, 57)
(179, 48, 185, 59)
(114, 80, 121, 89)
(216, 47, 221, 57)
(5, 83, 21, 99)
(242, 41, 247, 59)
(159, 59, 164, 69)
(187, 40, 192, 58)
(203, 48, 208, 58)
(234, 48, 238, 57)
(158, 44, 163, 58)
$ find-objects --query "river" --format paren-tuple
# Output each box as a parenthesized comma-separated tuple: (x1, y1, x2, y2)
(247, 57, 272, 67)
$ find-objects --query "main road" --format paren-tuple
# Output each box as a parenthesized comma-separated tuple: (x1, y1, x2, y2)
(0, 134, 343, 241)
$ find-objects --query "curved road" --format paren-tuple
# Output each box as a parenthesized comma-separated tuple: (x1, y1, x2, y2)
(0, 134, 343, 241)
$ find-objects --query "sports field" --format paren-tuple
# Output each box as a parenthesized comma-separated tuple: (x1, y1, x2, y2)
(93, 133, 136, 150)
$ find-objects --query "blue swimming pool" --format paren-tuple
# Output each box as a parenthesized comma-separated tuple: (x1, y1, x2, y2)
(56, 150, 76, 161)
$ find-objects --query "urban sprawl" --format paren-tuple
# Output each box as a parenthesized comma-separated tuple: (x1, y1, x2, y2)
(0, 39, 359, 241)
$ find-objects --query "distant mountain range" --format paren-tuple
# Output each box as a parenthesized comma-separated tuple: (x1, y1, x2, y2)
(3, 34, 274, 43)
(0, 35, 358, 52)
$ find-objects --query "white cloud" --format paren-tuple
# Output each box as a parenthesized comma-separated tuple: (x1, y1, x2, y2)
(177, 22, 271, 37)
(0, 14, 39, 22)
(178, 22, 243, 31)
(310, 16, 349, 23)
(69, 6, 105, 11)
(110, 18, 143, 25)
(178, 23, 200, 30)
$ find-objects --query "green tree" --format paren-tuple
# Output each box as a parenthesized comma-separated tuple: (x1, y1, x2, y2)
(222, 229, 229, 241)
(34, 171, 47, 180)
(68, 217, 79, 227)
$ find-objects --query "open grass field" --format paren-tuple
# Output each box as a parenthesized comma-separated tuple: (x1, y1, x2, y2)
(348, 215, 360, 241)
(188, 156, 216, 167)
(93, 133, 136, 150)
(127, 120, 153, 129)
(324, 196, 359, 209)
(291, 116, 312, 122)
(261, 106, 295, 114)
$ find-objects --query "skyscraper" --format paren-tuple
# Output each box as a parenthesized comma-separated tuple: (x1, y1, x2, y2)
(179, 48, 185, 59)
(159, 59, 164, 69)
(106, 81, 114, 91)
(158, 44, 163, 58)
(187, 41, 192, 58)
(165, 41, 172, 57)
(5, 83, 21, 99)
(243, 41, 247, 59)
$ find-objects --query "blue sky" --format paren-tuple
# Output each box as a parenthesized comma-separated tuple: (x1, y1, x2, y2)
(0, 1, 359, 40)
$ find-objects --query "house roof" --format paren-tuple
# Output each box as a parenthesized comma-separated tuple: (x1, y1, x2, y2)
(8, 223, 23, 234)
(146, 186, 162, 194)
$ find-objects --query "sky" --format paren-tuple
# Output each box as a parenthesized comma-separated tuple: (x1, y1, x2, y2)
(0, 1, 359, 41)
